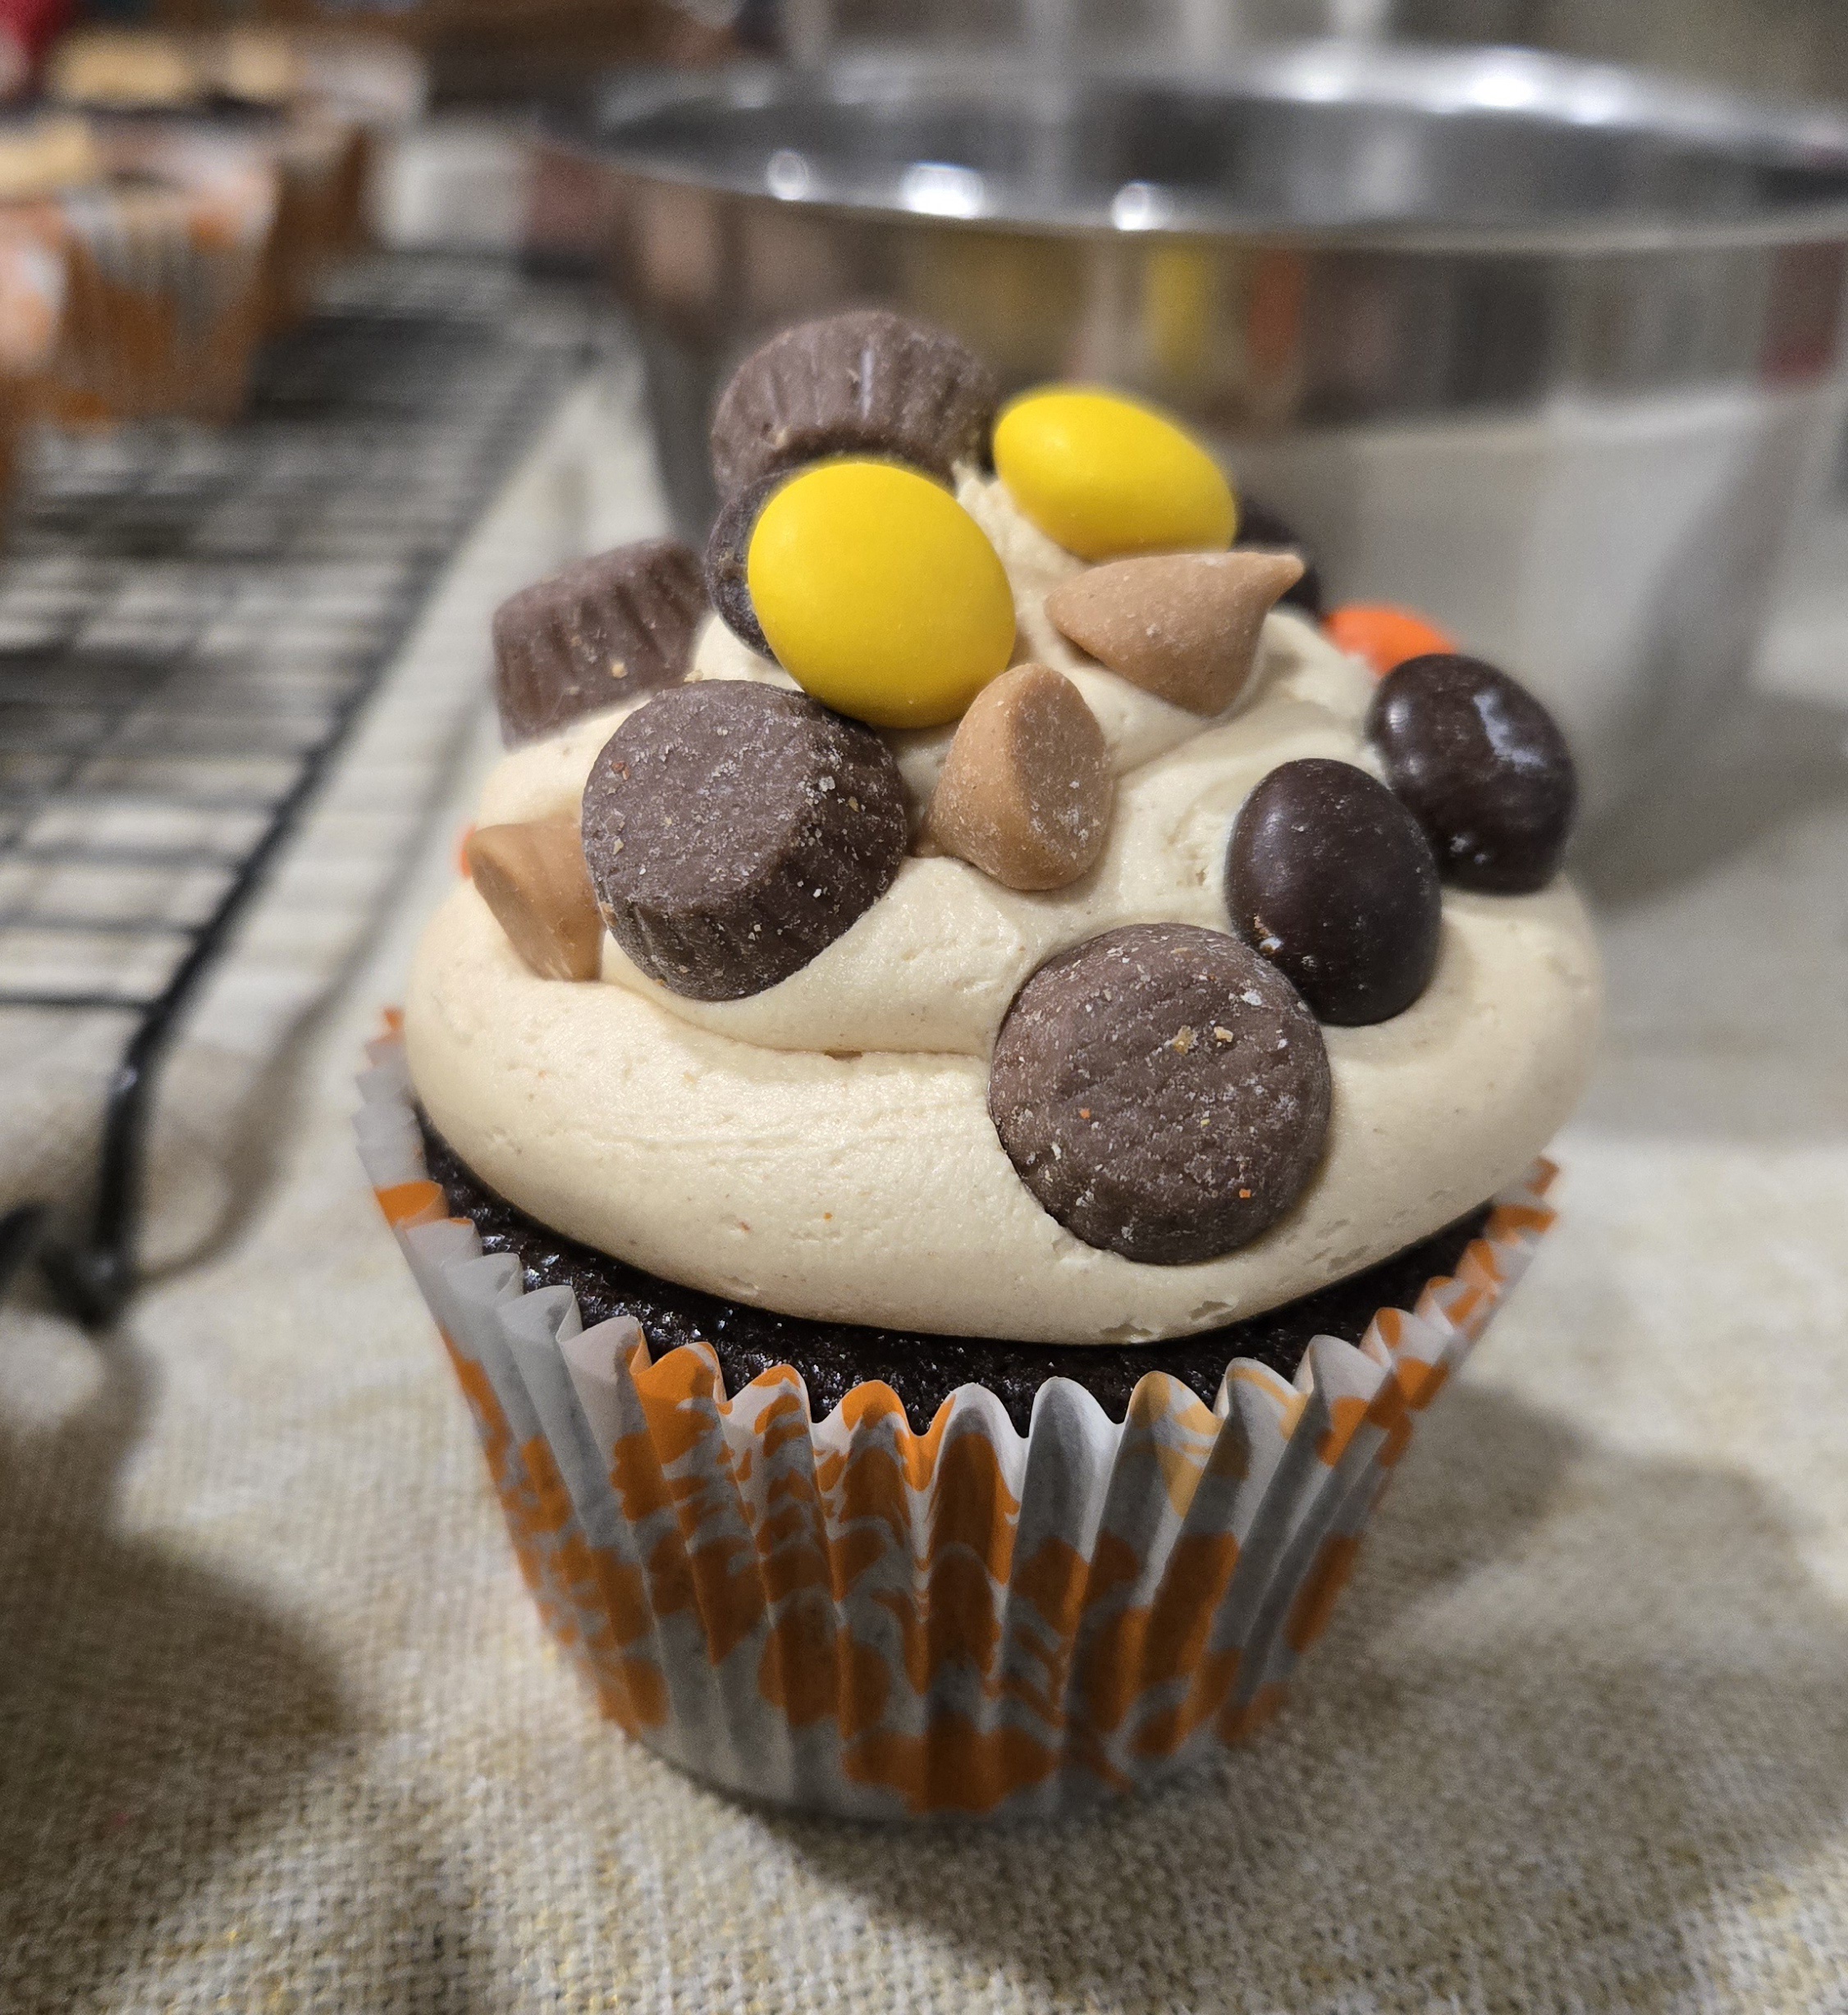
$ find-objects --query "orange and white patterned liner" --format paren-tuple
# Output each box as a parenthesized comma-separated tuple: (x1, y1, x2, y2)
(7, 131, 277, 424)
(359, 1021, 1558, 1821)
(0, 226, 66, 379)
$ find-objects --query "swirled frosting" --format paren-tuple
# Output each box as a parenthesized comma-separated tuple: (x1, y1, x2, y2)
(405, 478, 1600, 1345)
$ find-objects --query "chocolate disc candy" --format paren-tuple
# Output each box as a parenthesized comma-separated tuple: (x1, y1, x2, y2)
(1045, 550, 1304, 715)
(926, 663, 1113, 891)
(1233, 498, 1325, 620)
(465, 820, 603, 982)
(1367, 653, 1576, 893)
(492, 539, 707, 746)
(1226, 758, 1441, 1026)
(989, 923, 1331, 1265)
(709, 308, 999, 497)
(581, 681, 908, 1001)
(702, 472, 782, 657)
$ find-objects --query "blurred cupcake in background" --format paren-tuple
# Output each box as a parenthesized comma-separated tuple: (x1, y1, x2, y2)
(0, 96, 277, 424)
(0, 0, 66, 97)
(47, 22, 424, 334)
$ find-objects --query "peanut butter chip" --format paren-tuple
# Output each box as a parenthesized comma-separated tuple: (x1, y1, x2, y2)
(925, 663, 1112, 891)
(1044, 550, 1305, 714)
(464, 820, 603, 982)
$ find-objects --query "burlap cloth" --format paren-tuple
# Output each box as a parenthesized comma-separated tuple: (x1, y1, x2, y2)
(3, 372, 1846, 2015)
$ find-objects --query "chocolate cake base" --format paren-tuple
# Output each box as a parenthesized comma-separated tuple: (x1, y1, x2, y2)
(420, 1117, 1490, 1435)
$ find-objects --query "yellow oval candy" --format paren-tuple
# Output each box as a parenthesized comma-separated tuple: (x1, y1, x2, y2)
(992, 387, 1236, 561)
(748, 461, 1016, 730)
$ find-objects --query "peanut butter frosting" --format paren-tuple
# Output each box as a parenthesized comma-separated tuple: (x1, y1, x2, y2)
(405, 475, 1600, 1345)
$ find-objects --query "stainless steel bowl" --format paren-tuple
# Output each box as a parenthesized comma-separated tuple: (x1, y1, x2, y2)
(546, 42, 1848, 815)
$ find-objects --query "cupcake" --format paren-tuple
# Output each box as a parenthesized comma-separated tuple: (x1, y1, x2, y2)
(0, 199, 68, 519)
(0, 104, 277, 425)
(42, 31, 206, 115)
(364, 308, 1599, 1820)
(45, 22, 400, 336)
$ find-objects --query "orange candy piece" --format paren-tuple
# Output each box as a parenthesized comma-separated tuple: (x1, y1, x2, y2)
(1324, 604, 1457, 678)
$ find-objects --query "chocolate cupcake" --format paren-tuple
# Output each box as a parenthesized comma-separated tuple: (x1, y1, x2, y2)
(368, 312, 1600, 1820)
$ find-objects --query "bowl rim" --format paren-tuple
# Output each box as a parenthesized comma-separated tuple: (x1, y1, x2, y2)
(542, 39, 1848, 254)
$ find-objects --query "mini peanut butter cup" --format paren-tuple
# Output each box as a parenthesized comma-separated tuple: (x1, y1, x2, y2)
(709, 308, 1000, 498)
(492, 538, 707, 745)
(580, 682, 908, 1002)
(989, 924, 1332, 1266)
(702, 472, 782, 656)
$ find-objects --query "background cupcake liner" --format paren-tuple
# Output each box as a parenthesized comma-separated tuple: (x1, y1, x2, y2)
(0, 224, 66, 514)
(9, 135, 277, 425)
(0, 225, 66, 378)
(359, 1021, 1557, 1821)
(95, 115, 358, 339)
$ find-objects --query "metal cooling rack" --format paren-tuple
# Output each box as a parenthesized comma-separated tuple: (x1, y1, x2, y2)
(0, 254, 581, 1323)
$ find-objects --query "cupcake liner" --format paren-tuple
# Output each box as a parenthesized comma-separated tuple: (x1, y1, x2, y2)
(0, 223, 67, 512)
(0, 222, 68, 377)
(10, 133, 277, 424)
(359, 1021, 1555, 1820)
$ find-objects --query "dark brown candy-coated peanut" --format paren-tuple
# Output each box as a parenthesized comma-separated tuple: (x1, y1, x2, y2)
(709, 308, 999, 497)
(492, 539, 706, 745)
(580, 681, 908, 1001)
(1226, 758, 1441, 1026)
(988, 922, 1330, 1264)
(1233, 497, 1325, 619)
(1367, 653, 1576, 893)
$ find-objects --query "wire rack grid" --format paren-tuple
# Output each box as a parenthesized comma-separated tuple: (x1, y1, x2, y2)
(0, 254, 582, 1322)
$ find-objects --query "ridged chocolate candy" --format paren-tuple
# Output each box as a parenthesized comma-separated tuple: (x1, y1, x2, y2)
(1226, 758, 1441, 1026)
(580, 681, 908, 1001)
(702, 472, 781, 657)
(492, 539, 706, 745)
(709, 308, 999, 498)
(989, 923, 1331, 1265)
(1368, 653, 1576, 893)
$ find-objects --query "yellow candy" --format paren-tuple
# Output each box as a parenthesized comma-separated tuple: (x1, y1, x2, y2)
(992, 387, 1236, 561)
(748, 461, 1015, 730)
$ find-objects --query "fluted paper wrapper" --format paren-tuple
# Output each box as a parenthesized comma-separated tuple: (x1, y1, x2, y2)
(103, 116, 359, 334)
(359, 1021, 1557, 1821)
(0, 224, 66, 503)
(16, 133, 276, 423)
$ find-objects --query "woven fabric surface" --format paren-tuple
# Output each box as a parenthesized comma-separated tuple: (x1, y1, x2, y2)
(2, 380, 1847, 2015)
